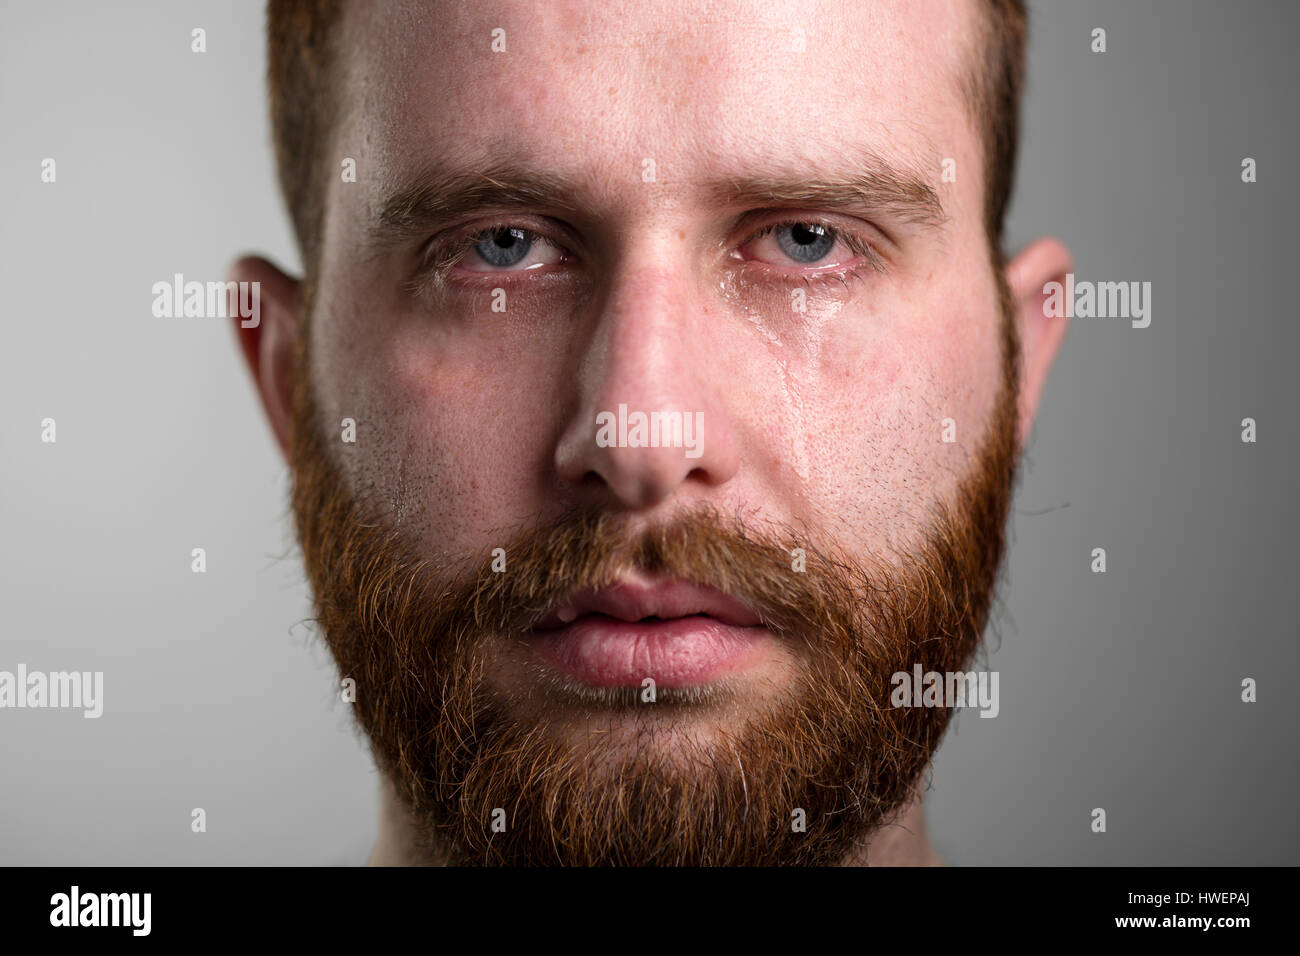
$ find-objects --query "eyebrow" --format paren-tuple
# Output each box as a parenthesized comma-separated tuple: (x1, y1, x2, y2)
(710, 155, 947, 230)
(369, 153, 947, 251)
(370, 164, 582, 250)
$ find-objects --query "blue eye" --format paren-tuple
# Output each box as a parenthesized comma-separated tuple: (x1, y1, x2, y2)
(473, 227, 532, 267)
(775, 223, 835, 263)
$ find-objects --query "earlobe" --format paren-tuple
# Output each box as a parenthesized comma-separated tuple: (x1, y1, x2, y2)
(1005, 237, 1073, 450)
(227, 255, 301, 462)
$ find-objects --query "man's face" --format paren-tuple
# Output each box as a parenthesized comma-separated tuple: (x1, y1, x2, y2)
(280, 0, 1035, 865)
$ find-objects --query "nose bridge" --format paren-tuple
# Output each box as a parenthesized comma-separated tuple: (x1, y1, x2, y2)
(554, 241, 740, 510)
(599, 259, 693, 400)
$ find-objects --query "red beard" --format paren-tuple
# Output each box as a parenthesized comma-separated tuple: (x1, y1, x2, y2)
(289, 292, 1020, 866)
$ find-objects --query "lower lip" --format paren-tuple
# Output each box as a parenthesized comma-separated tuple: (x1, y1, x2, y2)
(528, 616, 769, 687)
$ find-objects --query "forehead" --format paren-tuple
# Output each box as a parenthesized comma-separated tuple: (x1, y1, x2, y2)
(341, 0, 981, 193)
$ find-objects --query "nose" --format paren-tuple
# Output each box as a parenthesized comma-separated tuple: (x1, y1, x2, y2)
(554, 261, 740, 511)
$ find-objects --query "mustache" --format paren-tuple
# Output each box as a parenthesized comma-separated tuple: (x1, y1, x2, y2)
(309, 498, 896, 654)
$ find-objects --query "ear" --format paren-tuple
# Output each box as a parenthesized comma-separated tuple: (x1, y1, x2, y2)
(1005, 237, 1073, 449)
(227, 256, 300, 462)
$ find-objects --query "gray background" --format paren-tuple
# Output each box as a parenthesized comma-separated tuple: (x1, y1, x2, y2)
(1, 0, 1295, 865)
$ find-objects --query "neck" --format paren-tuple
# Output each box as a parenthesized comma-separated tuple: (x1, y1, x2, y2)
(367, 775, 944, 866)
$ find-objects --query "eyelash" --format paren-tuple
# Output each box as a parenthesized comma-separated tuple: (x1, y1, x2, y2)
(421, 227, 540, 276)
(740, 220, 887, 289)
(412, 218, 885, 294)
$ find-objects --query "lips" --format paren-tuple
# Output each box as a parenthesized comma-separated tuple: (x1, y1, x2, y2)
(529, 577, 769, 687)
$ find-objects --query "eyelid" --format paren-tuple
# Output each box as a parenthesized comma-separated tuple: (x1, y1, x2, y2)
(418, 216, 579, 277)
(737, 215, 888, 274)
(408, 212, 888, 300)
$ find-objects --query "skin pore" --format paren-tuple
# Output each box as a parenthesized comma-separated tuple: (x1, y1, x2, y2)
(232, 0, 1072, 864)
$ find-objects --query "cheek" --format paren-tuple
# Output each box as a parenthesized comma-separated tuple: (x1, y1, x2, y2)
(775, 287, 1002, 554)
(311, 298, 556, 552)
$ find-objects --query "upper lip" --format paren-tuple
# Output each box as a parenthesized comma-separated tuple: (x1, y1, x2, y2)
(533, 577, 762, 630)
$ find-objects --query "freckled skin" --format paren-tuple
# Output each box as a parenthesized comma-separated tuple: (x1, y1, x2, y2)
(234, 0, 1074, 865)
(312, 0, 1001, 566)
